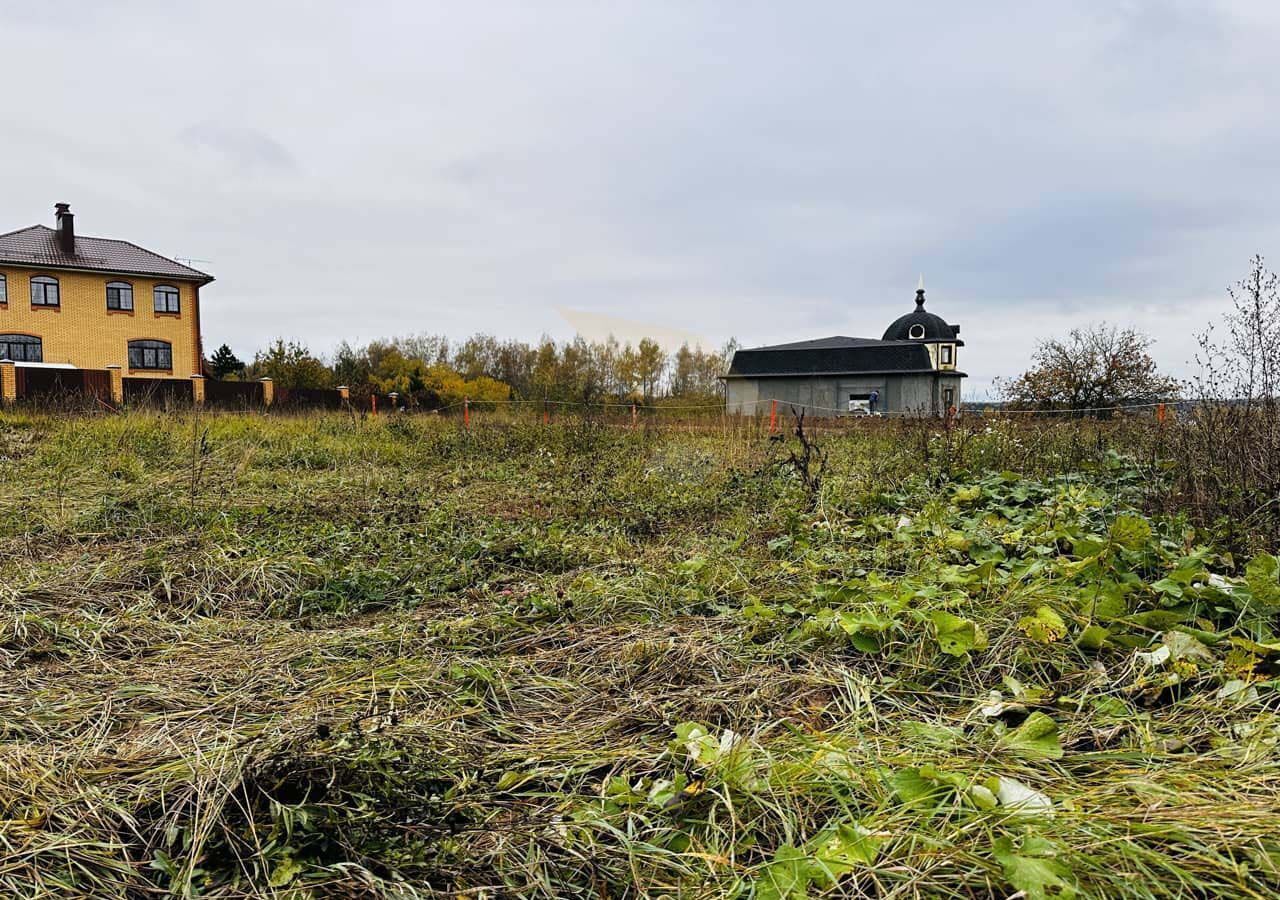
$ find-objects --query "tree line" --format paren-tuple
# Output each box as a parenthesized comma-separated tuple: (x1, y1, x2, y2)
(207, 256, 1278, 416)
(208, 334, 739, 407)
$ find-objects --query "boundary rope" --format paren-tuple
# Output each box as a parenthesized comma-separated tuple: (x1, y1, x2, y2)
(378, 395, 1176, 418)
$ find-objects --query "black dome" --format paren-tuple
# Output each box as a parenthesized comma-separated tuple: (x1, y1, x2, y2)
(882, 288, 962, 344)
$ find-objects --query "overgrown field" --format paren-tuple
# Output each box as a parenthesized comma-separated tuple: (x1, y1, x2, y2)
(3, 411, 1279, 898)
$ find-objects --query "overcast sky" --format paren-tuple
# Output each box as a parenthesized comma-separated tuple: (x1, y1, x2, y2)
(4, 2, 1279, 397)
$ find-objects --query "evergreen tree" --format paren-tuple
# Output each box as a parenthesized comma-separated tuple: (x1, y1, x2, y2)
(209, 344, 245, 379)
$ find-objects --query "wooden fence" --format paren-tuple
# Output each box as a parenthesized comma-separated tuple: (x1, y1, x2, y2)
(3, 367, 350, 413)
(273, 386, 347, 410)
(15, 368, 113, 408)
(122, 377, 195, 408)
(205, 379, 264, 410)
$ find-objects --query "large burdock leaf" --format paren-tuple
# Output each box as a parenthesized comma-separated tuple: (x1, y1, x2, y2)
(930, 610, 988, 657)
(1245, 553, 1280, 610)
(669, 722, 765, 792)
(1075, 624, 1108, 650)
(1109, 515, 1152, 551)
(993, 776, 1054, 819)
(891, 765, 968, 810)
(835, 610, 896, 655)
(1136, 631, 1213, 672)
(268, 855, 304, 888)
(671, 722, 719, 766)
(756, 822, 889, 899)
(996, 712, 1064, 760)
(806, 821, 887, 883)
(755, 844, 809, 900)
(1018, 606, 1066, 643)
(890, 767, 948, 809)
(992, 834, 1076, 900)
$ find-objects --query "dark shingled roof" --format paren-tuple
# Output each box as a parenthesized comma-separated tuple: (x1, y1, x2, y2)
(727, 336, 938, 378)
(739, 335, 890, 351)
(727, 285, 968, 379)
(0, 225, 213, 283)
(882, 288, 962, 343)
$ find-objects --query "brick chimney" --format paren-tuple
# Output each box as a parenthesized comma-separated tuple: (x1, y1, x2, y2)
(54, 203, 75, 254)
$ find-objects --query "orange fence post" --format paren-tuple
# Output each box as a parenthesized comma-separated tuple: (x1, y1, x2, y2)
(769, 399, 778, 434)
(1156, 402, 1166, 424)
(543, 402, 549, 425)
(371, 394, 377, 416)
(631, 403, 637, 428)
(0, 361, 15, 406)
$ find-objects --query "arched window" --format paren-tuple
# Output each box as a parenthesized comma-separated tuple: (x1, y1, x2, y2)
(153, 285, 180, 314)
(0, 334, 42, 362)
(31, 275, 59, 307)
(106, 281, 134, 311)
(128, 339, 173, 370)
(0, 273, 7, 303)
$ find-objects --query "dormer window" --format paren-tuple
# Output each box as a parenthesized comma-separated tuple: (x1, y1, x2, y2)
(106, 281, 134, 311)
(908, 323, 925, 339)
(940, 344, 954, 365)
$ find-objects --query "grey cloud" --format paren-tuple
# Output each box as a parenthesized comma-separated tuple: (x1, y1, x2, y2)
(179, 123, 298, 173)
(1, 0, 1279, 398)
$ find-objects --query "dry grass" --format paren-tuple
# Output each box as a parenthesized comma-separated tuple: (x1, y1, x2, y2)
(1, 410, 1278, 898)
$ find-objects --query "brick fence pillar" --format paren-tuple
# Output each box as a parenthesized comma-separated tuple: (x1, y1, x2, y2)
(0, 361, 15, 405)
(191, 374, 206, 405)
(259, 377, 274, 407)
(105, 365, 124, 405)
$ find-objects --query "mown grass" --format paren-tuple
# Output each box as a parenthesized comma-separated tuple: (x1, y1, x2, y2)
(2, 410, 1279, 898)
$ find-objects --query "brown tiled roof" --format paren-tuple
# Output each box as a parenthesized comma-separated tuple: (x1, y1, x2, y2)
(0, 225, 213, 283)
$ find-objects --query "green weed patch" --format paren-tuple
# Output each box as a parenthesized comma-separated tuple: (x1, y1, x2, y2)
(1, 411, 1277, 898)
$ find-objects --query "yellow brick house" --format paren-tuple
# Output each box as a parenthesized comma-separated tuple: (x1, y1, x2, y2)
(0, 203, 213, 396)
